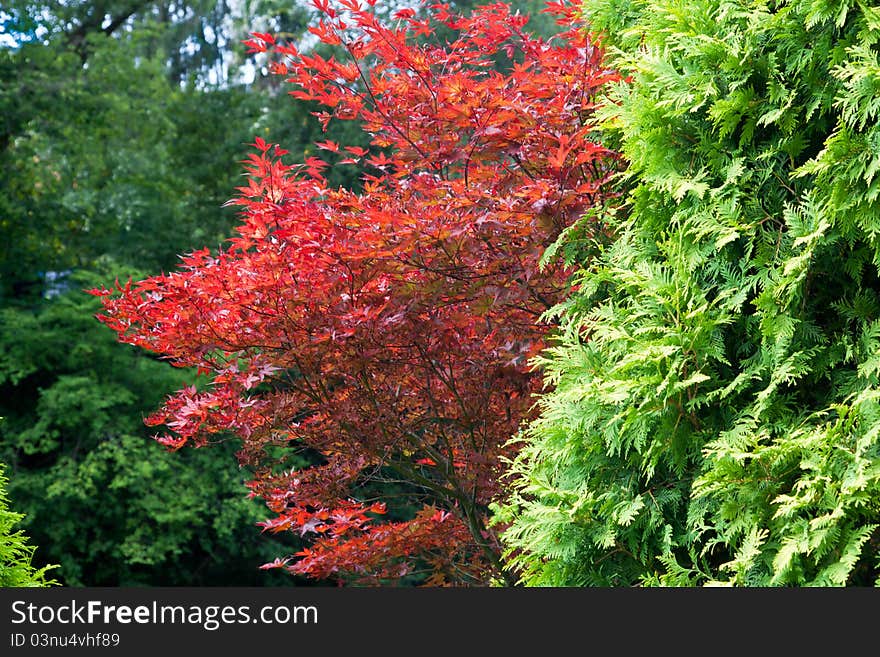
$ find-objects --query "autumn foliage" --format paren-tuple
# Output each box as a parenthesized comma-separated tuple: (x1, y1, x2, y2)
(91, 0, 619, 585)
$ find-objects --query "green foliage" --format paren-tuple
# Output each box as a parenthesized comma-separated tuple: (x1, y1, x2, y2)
(498, 0, 880, 586)
(2, 0, 245, 85)
(0, 3, 333, 585)
(0, 267, 301, 585)
(0, 38, 264, 303)
(0, 461, 57, 587)
(0, 17, 373, 305)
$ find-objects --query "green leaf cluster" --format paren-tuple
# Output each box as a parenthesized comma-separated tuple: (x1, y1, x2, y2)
(498, 0, 880, 586)
(0, 267, 302, 585)
(0, 6, 332, 584)
(0, 461, 57, 587)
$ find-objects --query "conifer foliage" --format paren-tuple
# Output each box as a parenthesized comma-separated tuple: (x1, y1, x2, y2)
(499, 0, 880, 585)
(91, 0, 618, 585)
(0, 463, 57, 587)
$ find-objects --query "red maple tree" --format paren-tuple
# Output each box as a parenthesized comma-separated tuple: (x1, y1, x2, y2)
(91, 0, 619, 585)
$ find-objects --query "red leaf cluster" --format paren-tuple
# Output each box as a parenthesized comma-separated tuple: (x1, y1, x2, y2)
(91, 0, 620, 585)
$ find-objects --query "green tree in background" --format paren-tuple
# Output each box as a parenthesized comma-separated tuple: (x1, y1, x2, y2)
(498, 0, 880, 586)
(0, 0, 314, 585)
(0, 266, 306, 585)
(0, 0, 370, 303)
(0, 44, 250, 301)
(0, 461, 58, 586)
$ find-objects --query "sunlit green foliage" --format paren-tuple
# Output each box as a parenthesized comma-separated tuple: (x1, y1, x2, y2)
(0, 462, 58, 587)
(499, 0, 880, 586)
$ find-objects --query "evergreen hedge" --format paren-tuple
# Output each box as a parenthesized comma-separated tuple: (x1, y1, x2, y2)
(0, 462, 57, 586)
(498, 0, 880, 586)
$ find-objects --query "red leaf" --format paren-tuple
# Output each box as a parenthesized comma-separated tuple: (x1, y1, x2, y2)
(315, 139, 340, 152)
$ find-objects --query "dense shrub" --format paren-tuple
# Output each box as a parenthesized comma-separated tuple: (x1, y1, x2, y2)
(499, 0, 880, 586)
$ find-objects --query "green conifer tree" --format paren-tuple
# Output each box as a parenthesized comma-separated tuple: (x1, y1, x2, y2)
(497, 0, 880, 586)
(0, 461, 57, 586)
